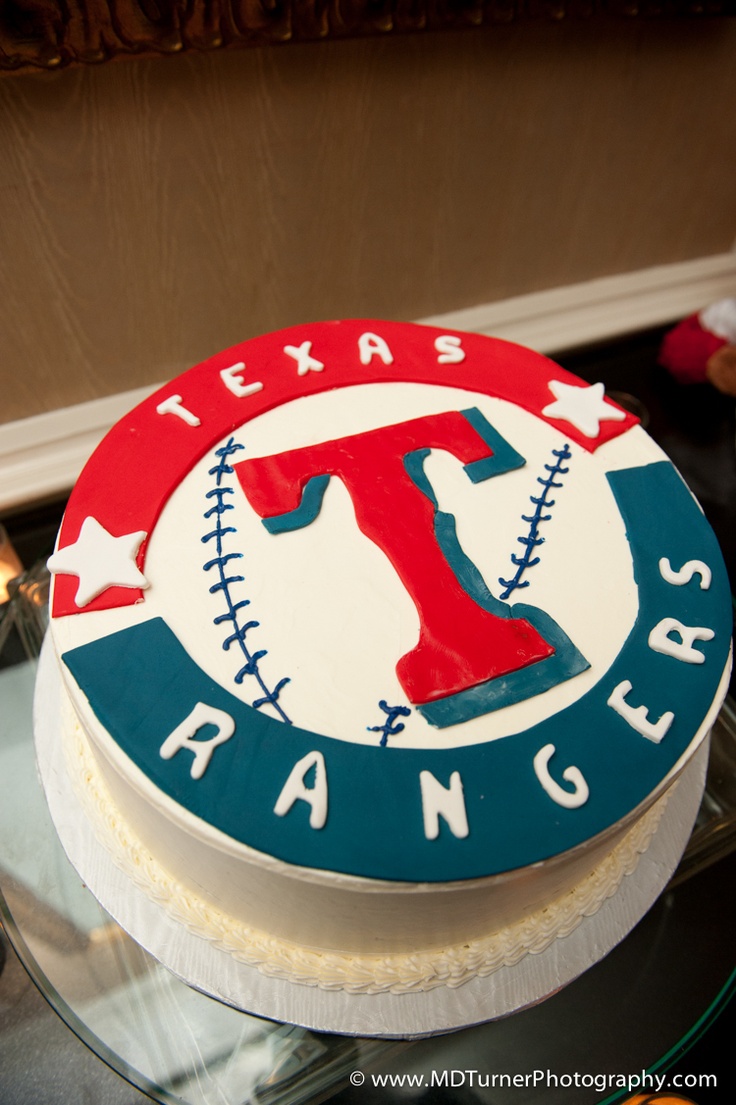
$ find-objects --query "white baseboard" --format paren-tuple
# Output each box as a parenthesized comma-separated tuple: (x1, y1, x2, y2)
(2, 252, 735, 515)
(420, 251, 736, 353)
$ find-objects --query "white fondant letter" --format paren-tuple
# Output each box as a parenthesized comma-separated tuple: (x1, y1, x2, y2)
(358, 332, 394, 366)
(659, 557, 712, 591)
(419, 770, 469, 840)
(533, 744, 589, 809)
(607, 680, 674, 744)
(274, 750, 328, 829)
(156, 394, 201, 427)
(434, 334, 465, 364)
(159, 702, 235, 779)
(220, 362, 264, 398)
(648, 617, 714, 664)
(284, 341, 324, 376)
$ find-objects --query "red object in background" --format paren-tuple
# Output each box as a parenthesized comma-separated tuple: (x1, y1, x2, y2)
(658, 313, 729, 385)
(659, 298, 736, 389)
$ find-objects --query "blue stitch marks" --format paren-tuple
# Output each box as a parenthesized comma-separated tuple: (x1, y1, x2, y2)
(202, 438, 292, 724)
(368, 700, 412, 747)
(498, 444, 572, 601)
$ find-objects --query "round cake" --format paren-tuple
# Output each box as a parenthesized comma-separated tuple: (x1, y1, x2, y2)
(45, 320, 732, 995)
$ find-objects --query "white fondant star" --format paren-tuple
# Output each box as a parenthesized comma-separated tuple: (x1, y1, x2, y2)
(48, 516, 149, 608)
(542, 380, 625, 438)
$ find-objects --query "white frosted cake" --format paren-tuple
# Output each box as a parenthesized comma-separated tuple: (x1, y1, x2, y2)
(45, 320, 732, 996)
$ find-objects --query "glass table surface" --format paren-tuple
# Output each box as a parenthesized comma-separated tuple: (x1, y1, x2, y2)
(1, 567, 735, 1105)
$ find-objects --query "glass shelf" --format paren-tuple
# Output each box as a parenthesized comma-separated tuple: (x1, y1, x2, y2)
(1, 567, 735, 1105)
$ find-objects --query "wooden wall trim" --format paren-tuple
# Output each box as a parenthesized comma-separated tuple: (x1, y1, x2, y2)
(2, 2, 735, 76)
(2, 250, 734, 514)
(420, 251, 736, 353)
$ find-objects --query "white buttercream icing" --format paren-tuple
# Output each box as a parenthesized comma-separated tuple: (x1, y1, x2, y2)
(65, 712, 668, 994)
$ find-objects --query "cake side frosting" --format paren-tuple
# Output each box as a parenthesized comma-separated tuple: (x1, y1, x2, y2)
(53, 633, 729, 958)
(62, 694, 671, 994)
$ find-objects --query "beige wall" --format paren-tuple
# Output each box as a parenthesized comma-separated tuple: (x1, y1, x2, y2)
(1, 17, 735, 424)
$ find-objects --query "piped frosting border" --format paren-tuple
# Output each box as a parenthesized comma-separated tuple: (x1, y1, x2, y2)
(66, 712, 669, 995)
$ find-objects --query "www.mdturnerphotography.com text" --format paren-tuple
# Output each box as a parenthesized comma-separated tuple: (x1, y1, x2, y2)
(349, 1067, 717, 1095)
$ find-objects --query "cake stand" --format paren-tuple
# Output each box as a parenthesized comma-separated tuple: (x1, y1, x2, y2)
(33, 635, 710, 1039)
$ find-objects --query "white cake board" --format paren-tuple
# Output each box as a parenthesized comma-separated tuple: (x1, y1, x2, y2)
(34, 638, 708, 1038)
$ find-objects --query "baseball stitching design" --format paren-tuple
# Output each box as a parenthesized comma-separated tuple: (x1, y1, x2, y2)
(201, 437, 292, 723)
(498, 444, 572, 600)
(367, 700, 412, 747)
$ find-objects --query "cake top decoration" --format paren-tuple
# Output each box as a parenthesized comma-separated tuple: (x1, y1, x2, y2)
(48, 320, 731, 884)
